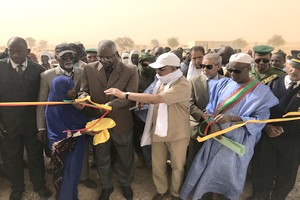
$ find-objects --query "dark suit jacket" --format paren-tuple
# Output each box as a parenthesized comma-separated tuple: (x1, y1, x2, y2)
(0, 58, 44, 134)
(80, 61, 138, 134)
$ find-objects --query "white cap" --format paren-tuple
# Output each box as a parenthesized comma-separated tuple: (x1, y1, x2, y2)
(149, 52, 180, 69)
(229, 53, 252, 64)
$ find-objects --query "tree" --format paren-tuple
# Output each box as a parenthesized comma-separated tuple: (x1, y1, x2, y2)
(37, 40, 48, 50)
(232, 38, 248, 49)
(167, 37, 179, 48)
(150, 39, 160, 47)
(114, 37, 135, 51)
(26, 37, 36, 48)
(267, 34, 286, 48)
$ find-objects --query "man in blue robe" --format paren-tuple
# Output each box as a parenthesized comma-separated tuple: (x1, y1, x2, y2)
(180, 53, 279, 200)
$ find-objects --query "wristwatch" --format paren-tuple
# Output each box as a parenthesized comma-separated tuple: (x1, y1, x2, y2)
(125, 92, 131, 99)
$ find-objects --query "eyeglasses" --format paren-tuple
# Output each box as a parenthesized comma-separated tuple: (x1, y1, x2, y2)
(157, 66, 169, 71)
(254, 58, 270, 64)
(98, 52, 116, 61)
(227, 69, 243, 74)
(200, 64, 214, 70)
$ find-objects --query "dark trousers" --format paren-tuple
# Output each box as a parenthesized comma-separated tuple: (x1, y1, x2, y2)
(185, 138, 203, 175)
(0, 130, 45, 192)
(95, 129, 134, 188)
(252, 135, 300, 200)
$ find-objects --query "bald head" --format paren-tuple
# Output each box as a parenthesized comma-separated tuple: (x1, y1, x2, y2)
(98, 40, 117, 56)
(218, 46, 235, 65)
(7, 37, 29, 64)
(97, 40, 119, 68)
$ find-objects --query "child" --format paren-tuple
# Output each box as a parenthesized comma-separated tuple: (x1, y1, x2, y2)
(46, 76, 91, 200)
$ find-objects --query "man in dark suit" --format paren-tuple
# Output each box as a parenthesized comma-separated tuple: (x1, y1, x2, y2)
(80, 40, 138, 200)
(186, 53, 223, 175)
(249, 50, 300, 200)
(0, 37, 51, 200)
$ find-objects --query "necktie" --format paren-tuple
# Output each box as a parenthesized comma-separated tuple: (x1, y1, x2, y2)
(17, 65, 24, 76)
(105, 67, 113, 81)
(287, 82, 297, 90)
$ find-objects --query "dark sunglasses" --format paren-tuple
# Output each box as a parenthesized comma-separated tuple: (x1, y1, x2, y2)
(227, 68, 243, 74)
(254, 58, 270, 64)
(200, 64, 214, 70)
(157, 66, 169, 71)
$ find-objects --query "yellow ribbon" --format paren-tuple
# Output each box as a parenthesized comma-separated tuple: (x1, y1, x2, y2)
(0, 96, 114, 145)
(197, 112, 300, 142)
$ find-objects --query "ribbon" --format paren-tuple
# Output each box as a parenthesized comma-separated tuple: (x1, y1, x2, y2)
(197, 112, 300, 142)
(0, 96, 114, 145)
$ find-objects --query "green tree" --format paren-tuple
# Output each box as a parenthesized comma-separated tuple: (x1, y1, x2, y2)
(25, 37, 36, 48)
(232, 38, 248, 49)
(267, 34, 286, 48)
(167, 37, 179, 48)
(151, 39, 160, 47)
(114, 37, 135, 51)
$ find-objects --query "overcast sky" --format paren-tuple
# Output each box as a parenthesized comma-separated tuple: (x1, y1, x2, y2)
(1, 0, 299, 47)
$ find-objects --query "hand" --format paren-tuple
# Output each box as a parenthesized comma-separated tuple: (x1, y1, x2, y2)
(137, 102, 144, 109)
(0, 123, 7, 138)
(202, 113, 212, 121)
(265, 124, 284, 138)
(73, 102, 85, 110)
(214, 114, 231, 124)
(104, 88, 125, 99)
(37, 130, 47, 142)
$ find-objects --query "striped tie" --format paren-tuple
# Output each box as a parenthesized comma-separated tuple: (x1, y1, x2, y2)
(17, 65, 24, 76)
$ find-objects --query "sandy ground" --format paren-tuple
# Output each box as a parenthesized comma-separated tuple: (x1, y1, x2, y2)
(0, 156, 300, 200)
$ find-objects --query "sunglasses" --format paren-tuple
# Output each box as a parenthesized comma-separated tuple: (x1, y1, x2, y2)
(157, 66, 169, 71)
(200, 64, 214, 70)
(254, 58, 270, 64)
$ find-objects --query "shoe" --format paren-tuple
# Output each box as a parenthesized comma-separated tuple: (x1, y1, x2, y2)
(121, 186, 133, 200)
(35, 187, 52, 199)
(9, 191, 23, 200)
(80, 178, 97, 189)
(152, 193, 167, 200)
(98, 187, 114, 200)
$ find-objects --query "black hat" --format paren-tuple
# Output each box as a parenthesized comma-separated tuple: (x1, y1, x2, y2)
(55, 43, 76, 57)
(290, 50, 300, 69)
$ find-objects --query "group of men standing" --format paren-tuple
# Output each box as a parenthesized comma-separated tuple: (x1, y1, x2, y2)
(0, 36, 299, 200)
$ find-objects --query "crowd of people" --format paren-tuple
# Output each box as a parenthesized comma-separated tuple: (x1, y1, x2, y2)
(0, 36, 299, 200)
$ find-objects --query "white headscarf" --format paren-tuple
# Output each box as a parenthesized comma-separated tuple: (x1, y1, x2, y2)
(186, 61, 202, 80)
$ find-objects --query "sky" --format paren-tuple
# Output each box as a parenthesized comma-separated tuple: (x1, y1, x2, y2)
(1, 0, 299, 48)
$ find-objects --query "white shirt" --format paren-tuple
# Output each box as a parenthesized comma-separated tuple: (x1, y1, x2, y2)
(10, 58, 28, 72)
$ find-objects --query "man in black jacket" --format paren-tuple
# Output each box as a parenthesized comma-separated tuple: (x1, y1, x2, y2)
(249, 50, 300, 200)
(0, 37, 51, 200)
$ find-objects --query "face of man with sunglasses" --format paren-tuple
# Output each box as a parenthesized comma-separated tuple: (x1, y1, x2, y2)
(227, 62, 251, 83)
(155, 65, 177, 76)
(202, 59, 220, 79)
(254, 53, 271, 74)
